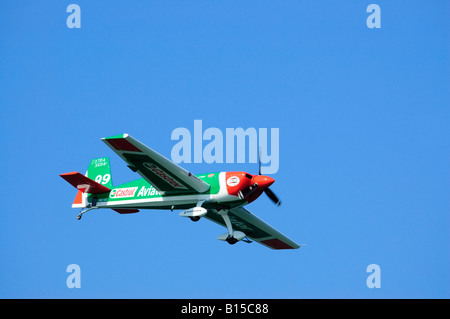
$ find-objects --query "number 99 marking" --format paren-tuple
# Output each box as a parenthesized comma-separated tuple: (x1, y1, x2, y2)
(95, 174, 111, 185)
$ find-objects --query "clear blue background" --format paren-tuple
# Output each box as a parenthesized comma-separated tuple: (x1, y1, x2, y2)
(0, 1, 448, 298)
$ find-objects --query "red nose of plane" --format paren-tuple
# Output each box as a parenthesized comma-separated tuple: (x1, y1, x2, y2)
(252, 175, 275, 189)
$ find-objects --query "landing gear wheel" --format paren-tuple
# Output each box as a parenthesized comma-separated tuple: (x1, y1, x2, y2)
(226, 236, 238, 245)
(75, 206, 99, 221)
(189, 216, 201, 222)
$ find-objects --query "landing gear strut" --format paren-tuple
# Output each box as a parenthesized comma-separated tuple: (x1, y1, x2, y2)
(77, 197, 99, 220)
(218, 209, 246, 245)
(77, 206, 99, 220)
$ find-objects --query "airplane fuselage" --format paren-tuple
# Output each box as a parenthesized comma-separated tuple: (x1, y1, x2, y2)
(87, 171, 273, 211)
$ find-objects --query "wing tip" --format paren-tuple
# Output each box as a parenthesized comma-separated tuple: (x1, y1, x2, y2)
(102, 133, 129, 140)
(102, 134, 141, 152)
(261, 238, 300, 250)
(59, 171, 80, 177)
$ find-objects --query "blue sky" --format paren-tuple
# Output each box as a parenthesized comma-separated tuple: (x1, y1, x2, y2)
(0, 1, 448, 298)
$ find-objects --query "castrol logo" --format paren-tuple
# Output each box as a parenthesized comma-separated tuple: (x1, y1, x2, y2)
(110, 187, 138, 199)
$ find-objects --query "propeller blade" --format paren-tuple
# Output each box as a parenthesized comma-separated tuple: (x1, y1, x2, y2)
(258, 148, 262, 175)
(264, 187, 281, 206)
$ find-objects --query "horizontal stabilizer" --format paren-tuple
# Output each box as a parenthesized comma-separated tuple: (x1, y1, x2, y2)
(60, 172, 111, 194)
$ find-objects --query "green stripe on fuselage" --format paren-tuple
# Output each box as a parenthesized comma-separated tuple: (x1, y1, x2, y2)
(89, 172, 221, 205)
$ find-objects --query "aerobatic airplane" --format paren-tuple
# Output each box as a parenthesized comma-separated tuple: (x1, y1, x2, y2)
(60, 134, 299, 249)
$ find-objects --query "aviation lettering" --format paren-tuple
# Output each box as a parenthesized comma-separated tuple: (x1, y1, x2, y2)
(143, 162, 187, 189)
(229, 216, 252, 232)
(137, 186, 159, 197)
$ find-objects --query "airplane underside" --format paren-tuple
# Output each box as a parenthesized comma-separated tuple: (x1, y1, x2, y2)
(78, 196, 250, 245)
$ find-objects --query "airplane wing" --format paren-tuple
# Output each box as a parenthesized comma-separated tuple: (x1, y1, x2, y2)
(205, 207, 300, 249)
(102, 134, 210, 195)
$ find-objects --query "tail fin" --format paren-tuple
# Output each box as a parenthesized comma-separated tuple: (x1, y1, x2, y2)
(86, 157, 114, 190)
(60, 157, 113, 208)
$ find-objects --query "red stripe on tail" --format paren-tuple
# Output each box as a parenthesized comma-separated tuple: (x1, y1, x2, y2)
(60, 172, 111, 194)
